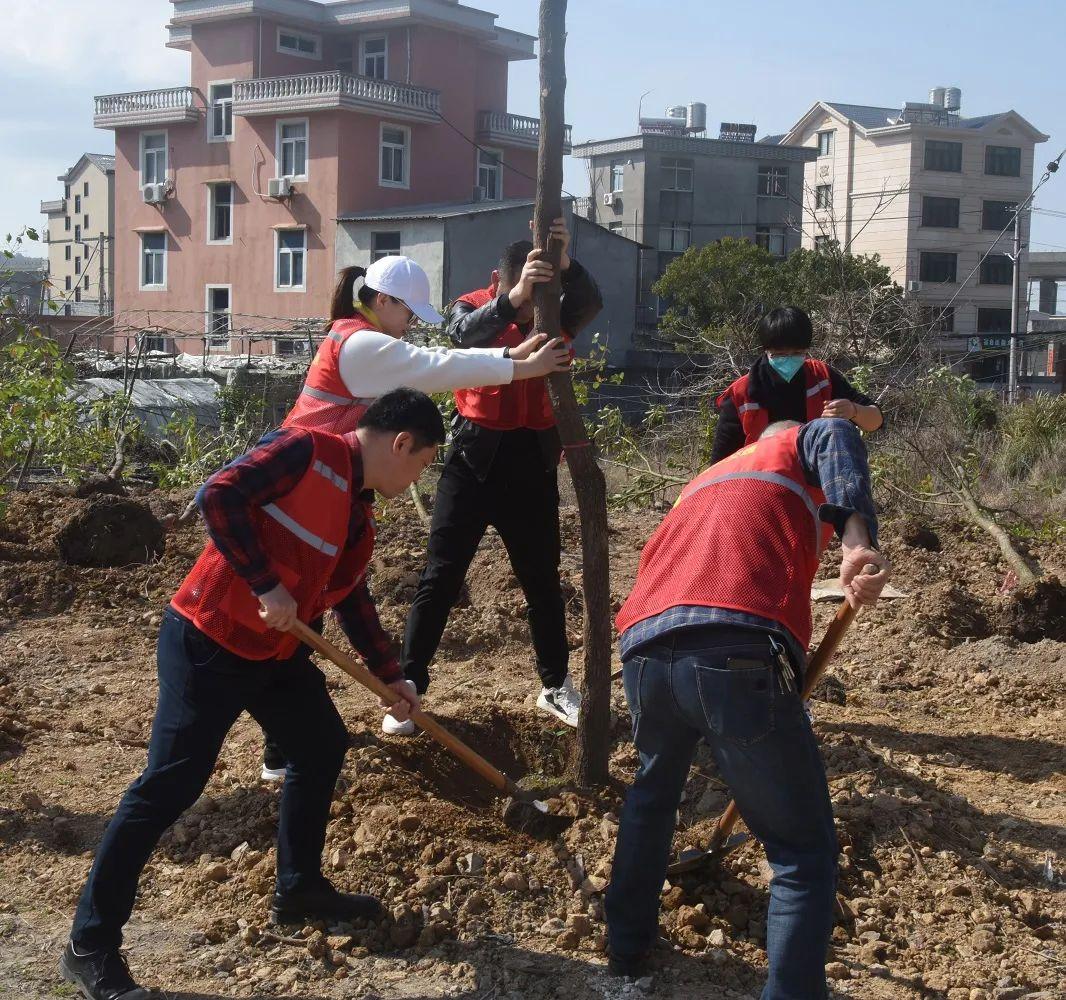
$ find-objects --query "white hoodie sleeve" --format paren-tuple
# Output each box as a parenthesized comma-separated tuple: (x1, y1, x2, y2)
(337, 330, 515, 399)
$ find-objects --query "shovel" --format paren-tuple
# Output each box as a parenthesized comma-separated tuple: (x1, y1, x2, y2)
(665, 565, 878, 877)
(287, 619, 570, 838)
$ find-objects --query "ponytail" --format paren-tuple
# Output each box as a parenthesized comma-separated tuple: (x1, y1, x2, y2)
(327, 266, 365, 330)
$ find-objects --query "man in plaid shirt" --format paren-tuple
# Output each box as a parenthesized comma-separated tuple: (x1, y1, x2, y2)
(62, 390, 443, 1000)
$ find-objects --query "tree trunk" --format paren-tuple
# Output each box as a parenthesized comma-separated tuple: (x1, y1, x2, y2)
(953, 471, 1040, 586)
(532, 0, 612, 787)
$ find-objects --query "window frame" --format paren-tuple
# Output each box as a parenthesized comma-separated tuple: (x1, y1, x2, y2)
(918, 251, 958, 284)
(610, 160, 625, 193)
(140, 232, 167, 291)
(815, 184, 832, 211)
(817, 130, 835, 157)
(379, 122, 410, 189)
(979, 254, 1014, 286)
(276, 26, 322, 60)
(476, 147, 503, 201)
(140, 130, 168, 187)
(205, 284, 233, 350)
(923, 139, 962, 173)
(920, 195, 961, 229)
(371, 231, 402, 262)
(83, 181, 89, 197)
(977, 306, 1012, 333)
(74, 224, 81, 244)
(755, 226, 786, 257)
(757, 165, 788, 198)
(984, 144, 1021, 178)
(65, 245, 71, 262)
(982, 199, 1017, 232)
(207, 80, 235, 143)
(207, 181, 234, 245)
(275, 228, 307, 292)
(657, 222, 691, 253)
(275, 118, 309, 181)
(360, 34, 388, 79)
(74, 194, 81, 213)
(661, 157, 694, 192)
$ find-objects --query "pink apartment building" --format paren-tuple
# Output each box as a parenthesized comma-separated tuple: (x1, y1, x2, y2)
(93, 0, 568, 355)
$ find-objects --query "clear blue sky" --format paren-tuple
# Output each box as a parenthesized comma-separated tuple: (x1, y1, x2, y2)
(2, 0, 1063, 254)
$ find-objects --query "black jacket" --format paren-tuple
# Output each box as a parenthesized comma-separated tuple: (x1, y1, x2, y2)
(446, 258, 603, 480)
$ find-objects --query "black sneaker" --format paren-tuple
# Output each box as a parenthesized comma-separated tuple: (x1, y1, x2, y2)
(607, 950, 649, 979)
(59, 942, 152, 1000)
(270, 879, 383, 926)
(261, 737, 287, 782)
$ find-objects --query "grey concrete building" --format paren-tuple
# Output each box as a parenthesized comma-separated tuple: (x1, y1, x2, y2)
(572, 120, 817, 334)
(336, 197, 643, 365)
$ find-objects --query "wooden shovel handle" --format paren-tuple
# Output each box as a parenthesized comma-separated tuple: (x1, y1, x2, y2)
(707, 564, 877, 848)
(287, 620, 516, 796)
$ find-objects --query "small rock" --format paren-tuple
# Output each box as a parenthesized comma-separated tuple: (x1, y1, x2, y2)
(462, 891, 488, 915)
(676, 905, 711, 933)
(826, 962, 850, 981)
(398, 814, 420, 832)
(306, 931, 327, 959)
(539, 918, 566, 935)
(458, 853, 485, 876)
(215, 957, 236, 973)
(555, 929, 580, 950)
(19, 791, 43, 811)
(708, 928, 726, 948)
(202, 862, 229, 883)
(566, 913, 592, 938)
(661, 885, 685, 911)
(971, 928, 999, 954)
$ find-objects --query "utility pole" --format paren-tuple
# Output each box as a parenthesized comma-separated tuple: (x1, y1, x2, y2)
(1007, 207, 1025, 404)
(532, 0, 612, 787)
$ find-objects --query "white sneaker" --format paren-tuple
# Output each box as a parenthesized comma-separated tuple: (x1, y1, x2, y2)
(536, 674, 581, 728)
(381, 710, 416, 737)
(260, 764, 287, 782)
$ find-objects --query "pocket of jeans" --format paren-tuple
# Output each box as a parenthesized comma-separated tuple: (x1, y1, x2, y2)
(182, 620, 225, 669)
(694, 661, 775, 746)
(621, 656, 645, 743)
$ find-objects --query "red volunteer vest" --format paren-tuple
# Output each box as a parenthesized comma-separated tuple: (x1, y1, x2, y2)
(171, 431, 374, 661)
(283, 316, 379, 435)
(452, 285, 557, 431)
(717, 358, 833, 446)
(615, 426, 832, 650)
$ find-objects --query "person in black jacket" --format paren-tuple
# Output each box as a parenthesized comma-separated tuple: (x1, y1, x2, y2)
(394, 219, 603, 734)
(711, 305, 883, 465)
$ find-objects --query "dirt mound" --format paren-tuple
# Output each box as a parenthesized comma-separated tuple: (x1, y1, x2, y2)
(911, 581, 992, 643)
(994, 576, 1066, 643)
(894, 516, 941, 551)
(55, 496, 165, 568)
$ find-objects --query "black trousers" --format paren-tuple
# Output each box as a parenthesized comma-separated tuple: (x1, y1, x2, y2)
(71, 609, 350, 952)
(401, 429, 568, 693)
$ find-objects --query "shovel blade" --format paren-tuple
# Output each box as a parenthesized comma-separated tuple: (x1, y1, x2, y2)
(666, 832, 750, 877)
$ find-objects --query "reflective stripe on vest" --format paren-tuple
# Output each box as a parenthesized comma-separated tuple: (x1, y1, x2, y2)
(737, 401, 761, 414)
(262, 503, 340, 557)
(312, 459, 349, 493)
(299, 385, 376, 409)
(806, 378, 831, 398)
(686, 468, 821, 553)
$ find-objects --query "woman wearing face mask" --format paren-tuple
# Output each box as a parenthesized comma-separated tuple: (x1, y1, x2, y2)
(710, 305, 883, 465)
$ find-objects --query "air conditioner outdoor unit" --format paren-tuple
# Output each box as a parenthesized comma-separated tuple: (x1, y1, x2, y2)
(907, 280, 922, 293)
(602, 192, 615, 207)
(268, 177, 294, 199)
(142, 183, 168, 205)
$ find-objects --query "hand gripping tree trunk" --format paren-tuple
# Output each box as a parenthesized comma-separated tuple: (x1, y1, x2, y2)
(532, 0, 612, 787)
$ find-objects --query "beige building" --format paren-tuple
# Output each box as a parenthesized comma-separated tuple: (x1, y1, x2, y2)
(781, 92, 1048, 382)
(40, 154, 116, 316)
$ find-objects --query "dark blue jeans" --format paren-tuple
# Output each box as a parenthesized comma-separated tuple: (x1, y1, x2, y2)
(71, 609, 351, 952)
(605, 626, 838, 1000)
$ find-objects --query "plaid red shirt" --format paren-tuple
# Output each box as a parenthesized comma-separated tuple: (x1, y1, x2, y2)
(195, 428, 402, 682)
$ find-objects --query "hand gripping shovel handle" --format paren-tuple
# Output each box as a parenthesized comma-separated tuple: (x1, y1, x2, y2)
(287, 619, 518, 797)
(706, 564, 876, 851)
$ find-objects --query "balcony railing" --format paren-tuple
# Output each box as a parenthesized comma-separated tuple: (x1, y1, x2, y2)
(40, 198, 66, 214)
(94, 86, 199, 129)
(476, 111, 572, 153)
(234, 72, 441, 123)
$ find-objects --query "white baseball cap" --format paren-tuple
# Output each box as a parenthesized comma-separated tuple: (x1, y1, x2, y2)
(364, 255, 443, 325)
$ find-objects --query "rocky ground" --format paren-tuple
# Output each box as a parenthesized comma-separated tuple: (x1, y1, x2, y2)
(0, 482, 1062, 999)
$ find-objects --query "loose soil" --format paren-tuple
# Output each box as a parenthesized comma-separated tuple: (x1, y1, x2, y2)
(0, 483, 1062, 1000)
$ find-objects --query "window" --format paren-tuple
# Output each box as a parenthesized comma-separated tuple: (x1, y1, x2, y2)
(336, 42, 354, 74)
(84, 275, 90, 290)
(658, 223, 690, 252)
(921, 196, 960, 228)
(924, 140, 962, 172)
(758, 165, 788, 197)
(83, 182, 89, 197)
(921, 306, 955, 333)
(919, 251, 958, 283)
(980, 254, 1013, 285)
(985, 145, 1021, 177)
(65, 245, 71, 261)
(209, 83, 234, 141)
(817, 130, 835, 157)
(277, 120, 308, 179)
(141, 232, 166, 289)
(74, 224, 81, 243)
(610, 160, 625, 193)
(74, 194, 81, 213)
(84, 214, 89, 229)
(209, 182, 233, 243)
(64, 184, 71, 199)
(75, 289, 81, 303)
(141, 132, 167, 185)
(277, 337, 310, 357)
(977, 307, 1012, 333)
(477, 148, 502, 201)
(277, 27, 321, 59)
(75, 256, 81, 275)
(380, 124, 409, 187)
(276, 229, 306, 289)
(815, 185, 832, 210)
(84, 244, 91, 258)
(65, 275, 71, 291)
(65, 217, 71, 232)
(142, 334, 167, 352)
(661, 157, 693, 192)
(983, 200, 1017, 232)
(371, 231, 401, 261)
(361, 35, 387, 79)
(755, 227, 786, 257)
(814, 235, 833, 252)
(206, 287, 231, 348)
